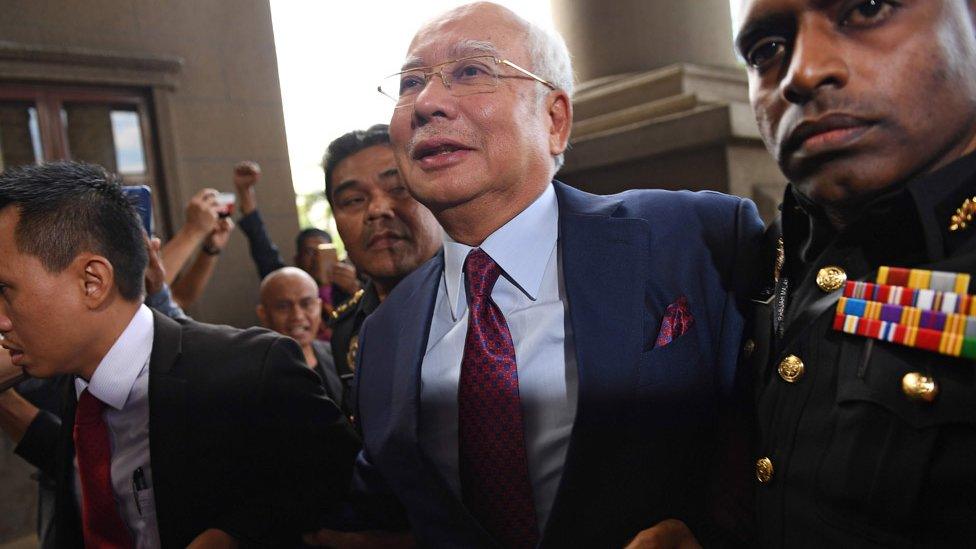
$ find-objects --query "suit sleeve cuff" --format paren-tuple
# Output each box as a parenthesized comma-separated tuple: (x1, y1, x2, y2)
(14, 410, 61, 477)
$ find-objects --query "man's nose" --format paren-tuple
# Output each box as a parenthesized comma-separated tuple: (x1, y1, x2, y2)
(779, 17, 850, 104)
(412, 70, 458, 125)
(366, 192, 396, 221)
(0, 308, 12, 336)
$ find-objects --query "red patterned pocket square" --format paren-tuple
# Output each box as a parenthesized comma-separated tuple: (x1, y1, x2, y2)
(655, 296, 694, 348)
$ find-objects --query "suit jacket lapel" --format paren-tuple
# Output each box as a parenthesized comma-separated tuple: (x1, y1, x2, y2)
(542, 182, 650, 543)
(147, 311, 188, 543)
(386, 253, 441, 450)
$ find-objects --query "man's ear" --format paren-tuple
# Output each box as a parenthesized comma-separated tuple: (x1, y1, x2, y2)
(547, 89, 573, 157)
(78, 255, 115, 309)
(256, 304, 268, 327)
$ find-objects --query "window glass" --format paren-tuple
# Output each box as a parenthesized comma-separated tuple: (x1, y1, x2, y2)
(0, 101, 42, 170)
(110, 109, 146, 175)
(63, 103, 117, 171)
(61, 103, 147, 179)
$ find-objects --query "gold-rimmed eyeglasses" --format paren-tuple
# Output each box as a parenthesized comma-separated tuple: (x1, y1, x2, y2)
(378, 55, 556, 108)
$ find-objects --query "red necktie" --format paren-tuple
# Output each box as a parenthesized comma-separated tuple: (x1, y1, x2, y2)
(458, 249, 539, 548)
(73, 389, 134, 549)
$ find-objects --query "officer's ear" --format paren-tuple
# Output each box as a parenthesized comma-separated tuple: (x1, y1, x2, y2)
(256, 304, 269, 327)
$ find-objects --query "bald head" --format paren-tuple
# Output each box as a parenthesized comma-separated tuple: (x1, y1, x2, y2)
(410, 2, 524, 49)
(260, 266, 317, 301)
(257, 267, 322, 348)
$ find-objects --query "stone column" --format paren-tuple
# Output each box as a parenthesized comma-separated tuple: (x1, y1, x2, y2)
(552, 0, 739, 80)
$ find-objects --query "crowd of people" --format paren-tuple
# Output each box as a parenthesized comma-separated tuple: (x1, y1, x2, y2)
(0, 0, 975, 547)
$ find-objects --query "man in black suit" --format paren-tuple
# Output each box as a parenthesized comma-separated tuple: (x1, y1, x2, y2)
(0, 162, 359, 547)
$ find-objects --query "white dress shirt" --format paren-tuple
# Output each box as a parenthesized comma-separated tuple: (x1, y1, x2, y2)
(420, 184, 579, 534)
(73, 304, 159, 548)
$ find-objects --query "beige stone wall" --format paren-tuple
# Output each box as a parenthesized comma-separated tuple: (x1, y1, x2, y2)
(0, 0, 297, 541)
(0, 0, 298, 328)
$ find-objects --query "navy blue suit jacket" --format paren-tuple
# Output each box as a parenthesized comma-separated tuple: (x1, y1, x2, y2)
(351, 182, 764, 547)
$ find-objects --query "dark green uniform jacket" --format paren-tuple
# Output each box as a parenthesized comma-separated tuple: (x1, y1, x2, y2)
(751, 153, 976, 547)
(328, 281, 381, 422)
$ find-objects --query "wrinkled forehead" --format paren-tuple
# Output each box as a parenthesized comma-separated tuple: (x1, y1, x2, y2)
(402, 11, 527, 70)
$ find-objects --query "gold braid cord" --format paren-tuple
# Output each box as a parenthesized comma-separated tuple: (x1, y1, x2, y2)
(950, 196, 976, 232)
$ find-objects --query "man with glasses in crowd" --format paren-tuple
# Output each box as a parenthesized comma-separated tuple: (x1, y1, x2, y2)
(306, 2, 763, 547)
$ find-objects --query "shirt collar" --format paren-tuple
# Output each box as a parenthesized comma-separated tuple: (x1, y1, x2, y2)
(442, 183, 559, 320)
(75, 305, 155, 410)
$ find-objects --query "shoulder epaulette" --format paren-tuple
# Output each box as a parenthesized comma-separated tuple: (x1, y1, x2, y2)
(330, 289, 365, 320)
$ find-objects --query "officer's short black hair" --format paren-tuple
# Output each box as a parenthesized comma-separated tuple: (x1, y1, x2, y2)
(322, 124, 391, 207)
(295, 227, 332, 251)
(0, 161, 147, 301)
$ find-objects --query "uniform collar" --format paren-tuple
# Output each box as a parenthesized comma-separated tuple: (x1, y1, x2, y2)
(360, 280, 382, 316)
(74, 305, 155, 410)
(783, 150, 976, 267)
(906, 150, 976, 261)
(443, 183, 559, 321)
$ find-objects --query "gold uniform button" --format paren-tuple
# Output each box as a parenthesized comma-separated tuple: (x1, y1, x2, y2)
(778, 354, 805, 383)
(742, 339, 756, 357)
(756, 457, 774, 484)
(902, 372, 939, 402)
(816, 265, 847, 292)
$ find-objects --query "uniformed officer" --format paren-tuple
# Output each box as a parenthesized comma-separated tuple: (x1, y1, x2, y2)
(323, 125, 442, 405)
(734, 0, 976, 545)
(329, 286, 370, 385)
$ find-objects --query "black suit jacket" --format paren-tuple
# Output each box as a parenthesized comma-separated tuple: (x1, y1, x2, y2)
(16, 310, 360, 547)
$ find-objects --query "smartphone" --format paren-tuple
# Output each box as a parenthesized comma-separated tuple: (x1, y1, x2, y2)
(317, 242, 339, 267)
(122, 185, 153, 235)
(216, 192, 236, 218)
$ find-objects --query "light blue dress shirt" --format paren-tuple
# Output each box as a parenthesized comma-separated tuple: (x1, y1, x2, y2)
(419, 184, 579, 534)
(73, 304, 159, 549)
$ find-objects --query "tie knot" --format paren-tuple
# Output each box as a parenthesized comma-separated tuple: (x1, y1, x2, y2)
(464, 248, 502, 299)
(76, 389, 107, 425)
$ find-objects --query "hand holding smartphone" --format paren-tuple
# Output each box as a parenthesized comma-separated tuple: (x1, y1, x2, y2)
(122, 185, 153, 235)
(312, 243, 339, 285)
(216, 192, 236, 218)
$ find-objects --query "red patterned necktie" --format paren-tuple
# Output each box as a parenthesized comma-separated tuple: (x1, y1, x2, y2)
(458, 248, 539, 548)
(74, 389, 134, 549)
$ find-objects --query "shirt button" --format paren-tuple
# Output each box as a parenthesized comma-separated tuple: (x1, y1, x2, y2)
(902, 372, 939, 402)
(816, 266, 847, 292)
(756, 457, 774, 484)
(778, 354, 805, 383)
(742, 339, 756, 357)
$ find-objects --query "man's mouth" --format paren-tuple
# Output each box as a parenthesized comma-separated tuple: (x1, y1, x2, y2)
(367, 230, 406, 250)
(411, 138, 474, 169)
(782, 113, 875, 159)
(287, 326, 310, 339)
(2, 343, 24, 365)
